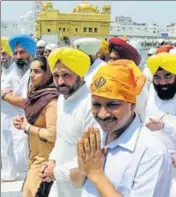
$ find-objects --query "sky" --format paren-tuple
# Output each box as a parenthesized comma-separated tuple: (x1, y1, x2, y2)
(1, 1, 176, 26)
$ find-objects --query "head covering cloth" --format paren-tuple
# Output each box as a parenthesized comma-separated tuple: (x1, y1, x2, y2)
(25, 56, 59, 124)
(9, 34, 37, 56)
(73, 38, 101, 56)
(147, 53, 176, 75)
(48, 47, 91, 77)
(109, 38, 141, 65)
(91, 59, 146, 103)
(1, 37, 13, 56)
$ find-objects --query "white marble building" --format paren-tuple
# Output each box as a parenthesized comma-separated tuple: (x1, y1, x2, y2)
(110, 16, 176, 38)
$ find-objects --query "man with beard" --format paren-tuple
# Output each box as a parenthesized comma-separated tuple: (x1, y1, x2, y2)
(70, 60, 171, 197)
(145, 52, 176, 197)
(1, 37, 16, 182)
(40, 47, 98, 197)
(1, 34, 37, 182)
(73, 38, 105, 87)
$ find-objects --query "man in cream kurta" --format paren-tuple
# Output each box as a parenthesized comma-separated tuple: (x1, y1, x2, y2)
(144, 53, 176, 197)
(41, 47, 98, 197)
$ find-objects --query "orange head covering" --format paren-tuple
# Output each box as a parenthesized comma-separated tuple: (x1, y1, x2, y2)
(91, 60, 146, 103)
(99, 40, 109, 55)
(156, 45, 174, 54)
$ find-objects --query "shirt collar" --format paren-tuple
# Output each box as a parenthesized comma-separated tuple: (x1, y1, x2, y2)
(63, 83, 90, 103)
(102, 115, 142, 152)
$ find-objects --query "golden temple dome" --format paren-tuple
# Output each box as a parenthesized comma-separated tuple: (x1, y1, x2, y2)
(73, 2, 99, 13)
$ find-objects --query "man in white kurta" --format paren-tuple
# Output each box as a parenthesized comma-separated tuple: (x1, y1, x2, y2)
(73, 60, 171, 197)
(1, 37, 17, 181)
(145, 53, 176, 197)
(41, 47, 98, 197)
(1, 34, 37, 181)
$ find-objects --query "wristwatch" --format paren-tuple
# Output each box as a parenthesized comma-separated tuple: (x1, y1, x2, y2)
(24, 124, 31, 134)
(1, 92, 7, 100)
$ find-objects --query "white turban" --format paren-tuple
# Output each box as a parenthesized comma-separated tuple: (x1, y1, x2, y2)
(172, 40, 176, 45)
(73, 38, 101, 56)
(169, 47, 176, 54)
(147, 47, 157, 56)
(157, 39, 164, 45)
(37, 40, 47, 47)
(45, 43, 58, 51)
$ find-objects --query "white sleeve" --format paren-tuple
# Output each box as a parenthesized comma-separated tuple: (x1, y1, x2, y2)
(127, 148, 171, 197)
(53, 157, 78, 182)
(53, 96, 98, 182)
(163, 119, 176, 141)
(136, 82, 149, 122)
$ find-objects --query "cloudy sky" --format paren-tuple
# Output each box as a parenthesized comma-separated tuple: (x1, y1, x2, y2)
(1, 1, 176, 26)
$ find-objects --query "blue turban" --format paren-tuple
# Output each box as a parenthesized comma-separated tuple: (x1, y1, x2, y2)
(8, 34, 37, 56)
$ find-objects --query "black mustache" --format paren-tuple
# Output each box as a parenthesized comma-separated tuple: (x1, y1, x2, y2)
(157, 85, 170, 89)
(95, 116, 117, 122)
(15, 59, 28, 66)
(57, 85, 69, 88)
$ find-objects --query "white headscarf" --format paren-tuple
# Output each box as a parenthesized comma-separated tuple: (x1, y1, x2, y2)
(73, 38, 101, 56)
(37, 40, 47, 47)
(45, 43, 58, 51)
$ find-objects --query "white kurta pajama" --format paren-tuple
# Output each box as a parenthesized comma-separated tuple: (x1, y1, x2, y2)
(1, 65, 30, 180)
(145, 84, 176, 197)
(49, 84, 98, 197)
(82, 115, 171, 197)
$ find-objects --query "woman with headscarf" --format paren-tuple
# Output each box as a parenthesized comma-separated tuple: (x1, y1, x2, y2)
(13, 56, 59, 197)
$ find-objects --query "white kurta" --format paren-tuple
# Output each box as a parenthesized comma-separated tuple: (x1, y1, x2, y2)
(85, 58, 105, 87)
(1, 65, 30, 180)
(1, 62, 19, 180)
(145, 84, 176, 197)
(49, 84, 98, 197)
(11, 69, 30, 175)
(82, 115, 171, 197)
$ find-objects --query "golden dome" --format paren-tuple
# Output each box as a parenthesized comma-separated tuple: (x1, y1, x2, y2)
(73, 2, 99, 13)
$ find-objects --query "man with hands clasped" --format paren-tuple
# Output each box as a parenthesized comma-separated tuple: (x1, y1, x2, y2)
(71, 60, 172, 197)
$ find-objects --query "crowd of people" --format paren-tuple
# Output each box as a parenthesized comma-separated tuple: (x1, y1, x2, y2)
(1, 34, 176, 197)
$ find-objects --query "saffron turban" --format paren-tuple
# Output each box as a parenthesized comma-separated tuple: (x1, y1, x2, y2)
(45, 43, 58, 51)
(9, 34, 37, 56)
(109, 38, 141, 65)
(1, 37, 13, 56)
(91, 60, 146, 103)
(156, 45, 174, 54)
(73, 38, 101, 56)
(99, 40, 109, 55)
(48, 47, 91, 77)
(147, 53, 176, 75)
